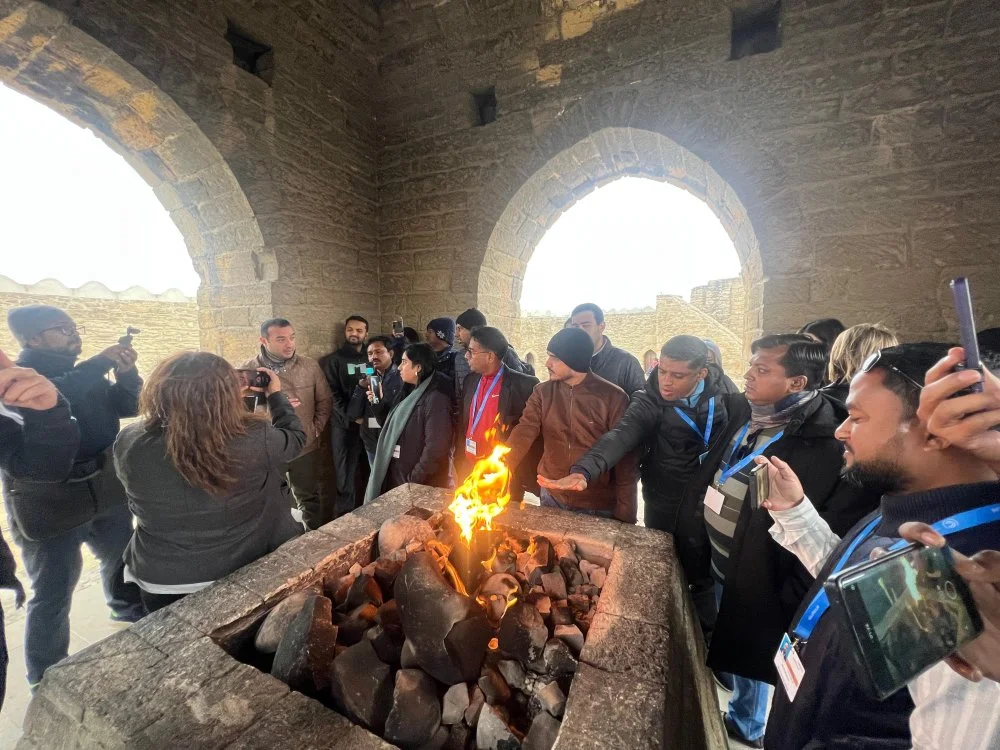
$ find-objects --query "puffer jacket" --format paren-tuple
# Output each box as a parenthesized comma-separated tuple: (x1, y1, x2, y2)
(590, 336, 645, 397)
(241, 348, 332, 455)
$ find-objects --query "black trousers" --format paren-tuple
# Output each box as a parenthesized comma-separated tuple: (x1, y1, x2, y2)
(332, 423, 363, 518)
(139, 590, 187, 614)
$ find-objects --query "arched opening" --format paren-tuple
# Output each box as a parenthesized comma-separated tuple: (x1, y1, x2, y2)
(476, 127, 763, 368)
(0, 1, 268, 361)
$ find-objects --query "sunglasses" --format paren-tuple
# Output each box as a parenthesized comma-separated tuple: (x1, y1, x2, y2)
(861, 350, 924, 390)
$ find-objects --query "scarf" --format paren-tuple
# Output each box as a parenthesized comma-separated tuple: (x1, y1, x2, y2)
(259, 346, 291, 370)
(364, 375, 434, 503)
(749, 390, 817, 433)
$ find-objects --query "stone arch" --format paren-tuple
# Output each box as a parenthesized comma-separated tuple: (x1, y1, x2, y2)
(0, 1, 269, 359)
(477, 126, 763, 351)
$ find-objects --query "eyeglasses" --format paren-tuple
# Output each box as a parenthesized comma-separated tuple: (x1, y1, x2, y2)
(465, 348, 489, 359)
(40, 325, 84, 337)
(861, 350, 924, 390)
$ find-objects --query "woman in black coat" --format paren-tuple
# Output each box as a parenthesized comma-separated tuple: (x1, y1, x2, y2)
(364, 343, 453, 500)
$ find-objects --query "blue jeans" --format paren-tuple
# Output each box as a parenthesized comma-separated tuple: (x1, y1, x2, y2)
(714, 583, 771, 741)
(12, 502, 145, 686)
(539, 488, 614, 518)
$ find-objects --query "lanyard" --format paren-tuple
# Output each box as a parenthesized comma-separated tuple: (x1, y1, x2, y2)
(792, 502, 1000, 641)
(468, 365, 504, 437)
(674, 398, 715, 447)
(718, 422, 785, 484)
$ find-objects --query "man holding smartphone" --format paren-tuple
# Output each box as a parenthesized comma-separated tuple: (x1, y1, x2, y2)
(757, 344, 1000, 750)
(346, 336, 402, 468)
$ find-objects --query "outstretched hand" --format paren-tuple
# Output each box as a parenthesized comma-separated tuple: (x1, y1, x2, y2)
(0, 347, 60, 411)
(755, 455, 805, 512)
(537, 473, 588, 492)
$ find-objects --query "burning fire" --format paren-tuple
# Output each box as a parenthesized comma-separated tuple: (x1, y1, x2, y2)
(449, 439, 513, 543)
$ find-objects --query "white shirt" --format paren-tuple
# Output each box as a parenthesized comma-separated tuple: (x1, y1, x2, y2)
(768, 499, 1000, 750)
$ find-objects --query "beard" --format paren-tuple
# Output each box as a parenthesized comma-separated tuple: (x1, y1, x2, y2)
(841, 458, 910, 495)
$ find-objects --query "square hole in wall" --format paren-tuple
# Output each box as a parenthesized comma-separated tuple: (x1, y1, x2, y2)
(471, 86, 498, 127)
(730, 1, 782, 60)
(226, 20, 274, 85)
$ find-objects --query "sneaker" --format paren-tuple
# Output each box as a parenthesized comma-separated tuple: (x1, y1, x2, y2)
(109, 610, 144, 626)
(723, 713, 764, 749)
(713, 670, 735, 692)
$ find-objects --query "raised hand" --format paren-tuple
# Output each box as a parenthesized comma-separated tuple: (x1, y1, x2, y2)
(756, 455, 805, 512)
(0, 347, 60, 411)
(537, 473, 588, 492)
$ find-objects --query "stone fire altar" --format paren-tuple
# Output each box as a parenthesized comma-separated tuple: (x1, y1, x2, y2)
(17, 485, 725, 749)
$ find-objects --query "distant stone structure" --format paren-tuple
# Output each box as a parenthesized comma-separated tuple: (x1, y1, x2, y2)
(514, 278, 745, 383)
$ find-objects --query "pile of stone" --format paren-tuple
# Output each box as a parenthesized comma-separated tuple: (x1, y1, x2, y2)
(250, 512, 608, 750)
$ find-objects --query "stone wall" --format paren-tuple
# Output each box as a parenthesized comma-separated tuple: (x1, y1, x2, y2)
(689, 278, 746, 337)
(375, 0, 1000, 345)
(514, 292, 744, 382)
(0, 278, 199, 381)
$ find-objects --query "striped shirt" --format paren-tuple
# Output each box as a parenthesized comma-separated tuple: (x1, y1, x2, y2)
(704, 423, 783, 583)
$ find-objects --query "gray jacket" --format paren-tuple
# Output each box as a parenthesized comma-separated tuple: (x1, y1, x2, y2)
(590, 337, 645, 397)
(113, 393, 305, 586)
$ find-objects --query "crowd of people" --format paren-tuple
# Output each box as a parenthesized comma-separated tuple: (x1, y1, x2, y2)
(0, 299, 998, 750)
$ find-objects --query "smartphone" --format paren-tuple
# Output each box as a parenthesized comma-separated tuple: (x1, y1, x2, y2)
(236, 369, 271, 389)
(825, 543, 983, 700)
(118, 326, 140, 347)
(950, 278, 984, 394)
(392, 318, 404, 336)
(749, 463, 769, 511)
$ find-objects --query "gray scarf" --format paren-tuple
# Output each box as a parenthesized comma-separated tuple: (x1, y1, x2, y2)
(364, 376, 434, 503)
(749, 390, 817, 433)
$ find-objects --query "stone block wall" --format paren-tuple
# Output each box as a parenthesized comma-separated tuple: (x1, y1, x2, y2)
(690, 278, 746, 337)
(0, 279, 200, 381)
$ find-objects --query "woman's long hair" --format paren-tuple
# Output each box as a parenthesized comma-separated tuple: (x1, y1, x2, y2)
(139, 352, 258, 495)
(827, 324, 900, 385)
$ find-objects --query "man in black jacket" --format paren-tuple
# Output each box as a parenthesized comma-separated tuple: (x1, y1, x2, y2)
(347, 336, 403, 468)
(0, 348, 80, 710)
(455, 308, 535, 376)
(569, 302, 645, 396)
(456, 327, 540, 498)
(539, 335, 730, 638)
(4, 305, 145, 689)
(320, 315, 370, 517)
(691, 333, 879, 747)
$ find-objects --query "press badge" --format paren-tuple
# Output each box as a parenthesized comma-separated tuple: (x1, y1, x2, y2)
(392, 445, 401, 459)
(465, 438, 477, 456)
(774, 633, 805, 702)
(703, 486, 725, 515)
(368, 417, 381, 429)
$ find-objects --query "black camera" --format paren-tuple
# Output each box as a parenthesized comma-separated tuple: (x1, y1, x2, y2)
(119, 326, 140, 346)
(237, 369, 272, 389)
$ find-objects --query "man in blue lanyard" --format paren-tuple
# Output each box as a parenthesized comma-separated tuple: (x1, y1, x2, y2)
(757, 343, 1000, 750)
(538, 335, 730, 639)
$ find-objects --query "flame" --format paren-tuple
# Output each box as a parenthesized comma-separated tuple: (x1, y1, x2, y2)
(449, 439, 513, 543)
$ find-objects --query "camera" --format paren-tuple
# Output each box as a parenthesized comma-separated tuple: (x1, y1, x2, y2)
(237, 369, 272, 390)
(392, 318, 404, 336)
(119, 326, 141, 347)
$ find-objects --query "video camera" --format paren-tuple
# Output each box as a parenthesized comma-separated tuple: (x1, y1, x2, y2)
(119, 327, 141, 347)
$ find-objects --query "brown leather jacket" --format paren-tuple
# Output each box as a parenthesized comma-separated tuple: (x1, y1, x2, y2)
(505, 373, 637, 523)
(240, 349, 333, 456)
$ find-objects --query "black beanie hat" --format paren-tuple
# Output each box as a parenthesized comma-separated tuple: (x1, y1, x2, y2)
(456, 308, 488, 330)
(7, 304, 72, 345)
(427, 317, 456, 346)
(547, 328, 593, 374)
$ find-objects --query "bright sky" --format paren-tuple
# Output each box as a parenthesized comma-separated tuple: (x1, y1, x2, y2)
(520, 177, 742, 315)
(0, 83, 200, 296)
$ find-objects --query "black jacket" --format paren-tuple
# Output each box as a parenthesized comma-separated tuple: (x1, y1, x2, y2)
(372, 372, 453, 491)
(17, 348, 141, 461)
(590, 337, 645, 397)
(502, 346, 535, 377)
(0, 397, 80, 593)
(346, 365, 404, 453)
(456, 367, 541, 499)
(712, 364, 741, 396)
(701, 393, 882, 683)
(319, 343, 368, 429)
(573, 367, 731, 506)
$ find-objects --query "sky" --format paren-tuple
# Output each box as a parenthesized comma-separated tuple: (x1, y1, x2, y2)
(520, 177, 742, 315)
(0, 83, 201, 296)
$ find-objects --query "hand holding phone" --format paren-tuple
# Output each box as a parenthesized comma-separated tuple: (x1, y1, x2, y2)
(951, 278, 984, 394)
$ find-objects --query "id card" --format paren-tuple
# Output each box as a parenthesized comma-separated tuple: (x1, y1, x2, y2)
(368, 417, 381, 429)
(703, 486, 725, 515)
(392, 445, 401, 459)
(774, 633, 805, 702)
(465, 438, 477, 456)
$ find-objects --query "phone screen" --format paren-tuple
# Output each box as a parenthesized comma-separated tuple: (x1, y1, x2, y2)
(834, 545, 982, 698)
(236, 369, 255, 389)
(393, 319, 404, 335)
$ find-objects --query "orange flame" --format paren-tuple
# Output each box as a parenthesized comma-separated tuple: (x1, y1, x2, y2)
(449, 441, 512, 543)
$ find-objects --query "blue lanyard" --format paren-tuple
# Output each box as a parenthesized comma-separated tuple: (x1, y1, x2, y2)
(792, 502, 1000, 641)
(468, 365, 505, 437)
(718, 422, 785, 484)
(673, 398, 715, 448)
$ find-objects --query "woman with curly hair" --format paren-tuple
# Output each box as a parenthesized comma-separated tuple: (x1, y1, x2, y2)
(113, 352, 304, 613)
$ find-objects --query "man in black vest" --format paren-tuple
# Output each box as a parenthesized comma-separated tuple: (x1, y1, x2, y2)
(456, 326, 539, 499)
(568, 302, 644, 396)
(4, 305, 145, 689)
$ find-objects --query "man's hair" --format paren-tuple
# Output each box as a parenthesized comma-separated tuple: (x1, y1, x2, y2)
(470, 326, 510, 358)
(403, 342, 437, 384)
(751, 333, 828, 389)
(660, 335, 709, 370)
(828, 323, 899, 384)
(798, 318, 845, 351)
(346, 315, 369, 329)
(570, 302, 604, 325)
(867, 343, 951, 420)
(367, 335, 393, 351)
(260, 318, 292, 338)
(403, 327, 419, 343)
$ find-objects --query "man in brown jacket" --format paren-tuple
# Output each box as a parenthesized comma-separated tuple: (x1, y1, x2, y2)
(242, 318, 333, 529)
(504, 328, 637, 523)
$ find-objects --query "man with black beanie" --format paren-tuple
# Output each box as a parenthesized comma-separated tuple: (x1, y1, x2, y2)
(426, 316, 468, 405)
(503, 327, 637, 522)
(455, 308, 534, 376)
(4, 304, 145, 690)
